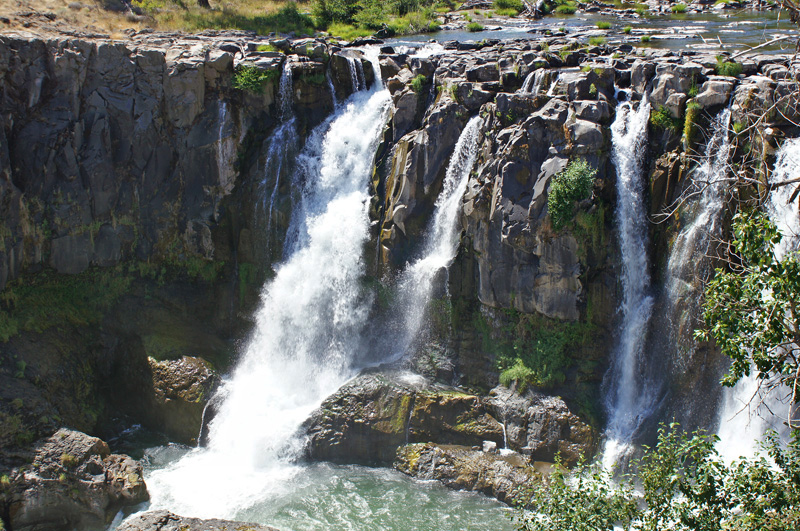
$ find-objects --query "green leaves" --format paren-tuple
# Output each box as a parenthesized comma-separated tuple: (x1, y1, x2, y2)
(698, 209, 800, 392)
(232, 64, 279, 94)
(514, 425, 800, 531)
(547, 159, 597, 230)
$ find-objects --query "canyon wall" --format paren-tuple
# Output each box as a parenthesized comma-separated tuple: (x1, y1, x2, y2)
(1, 29, 799, 528)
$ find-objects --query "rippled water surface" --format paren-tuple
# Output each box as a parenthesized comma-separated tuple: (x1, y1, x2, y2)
(391, 10, 797, 54)
(141, 444, 515, 531)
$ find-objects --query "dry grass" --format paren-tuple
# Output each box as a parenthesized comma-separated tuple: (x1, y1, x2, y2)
(142, 0, 314, 35)
(0, 0, 313, 37)
(0, 0, 148, 36)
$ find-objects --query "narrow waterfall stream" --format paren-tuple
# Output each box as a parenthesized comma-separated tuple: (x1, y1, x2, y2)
(260, 62, 299, 256)
(133, 59, 511, 530)
(602, 96, 654, 469)
(391, 116, 483, 360)
(716, 137, 800, 460)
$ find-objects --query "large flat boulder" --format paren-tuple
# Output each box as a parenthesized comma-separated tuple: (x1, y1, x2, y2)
(5, 429, 148, 531)
(303, 371, 504, 465)
(119, 510, 279, 531)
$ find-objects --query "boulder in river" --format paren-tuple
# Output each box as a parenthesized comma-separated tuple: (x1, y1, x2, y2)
(118, 510, 280, 531)
(395, 442, 541, 505)
(4, 428, 148, 531)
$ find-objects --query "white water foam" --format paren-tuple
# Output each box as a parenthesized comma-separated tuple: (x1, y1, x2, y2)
(140, 55, 392, 520)
(602, 96, 654, 470)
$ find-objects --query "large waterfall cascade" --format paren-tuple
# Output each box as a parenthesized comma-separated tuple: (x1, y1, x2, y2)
(143, 52, 393, 519)
(602, 96, 655, 469)
(134, 53, 511, 530)
(716, 137, 800, 460)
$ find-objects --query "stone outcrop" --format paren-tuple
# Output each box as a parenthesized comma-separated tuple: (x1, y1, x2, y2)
(118, 510, 279, 531)
(303, 370, 593, 467)
(304, 370, 504, 465)
(486, 386, 595, 465)
(395, 443, 540, 505)
(110, 355, 220, 446)
(2, 428, 148, 531)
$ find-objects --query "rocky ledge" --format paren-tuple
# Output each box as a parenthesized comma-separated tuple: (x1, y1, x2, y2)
(303, 370, 595, 467)
(395, 442, 542, 505)
(118, 510, 279, 531)
(1, 428, 148, 531)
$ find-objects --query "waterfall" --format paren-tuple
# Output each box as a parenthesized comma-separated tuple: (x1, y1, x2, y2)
(664, 108, 732, 317)
(390, 116, 483, 360)
(520, 71, 536, 93)
(215, 100, 236, 200)
(716, 137, 800, 460)
(259, 62, 298, 257)
(347, 57, 362, 92)
(519, 69, 547, 95)
(602, 96, 654, 469)
(278, 60, 293, 121)
(767, 138, 800, 259)
(143, 52, 392, 519)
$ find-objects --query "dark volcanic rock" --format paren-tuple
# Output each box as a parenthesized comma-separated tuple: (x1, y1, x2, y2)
(118, 510, 279, 531)
(4, 428, 148, 531)
(395, 443, 540, 505)
(486, 386, 596, 466)
(303, 371, 504, 465)
(146, 356, 220, 445)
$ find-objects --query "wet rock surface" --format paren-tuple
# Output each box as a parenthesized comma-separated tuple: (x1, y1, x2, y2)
(304, 370, 504, 465)
(118, 510, 279, 531)
(304, 370, 594, 468)
(395, 443, 540, 505)
(2, 428, 148, 531)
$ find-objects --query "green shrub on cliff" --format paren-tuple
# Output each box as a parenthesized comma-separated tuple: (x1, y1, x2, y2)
(650, 105, 681, 133)
(715, 56, 743, 77)
(547, 159, 597, 230)
(233, 64, 279, 94)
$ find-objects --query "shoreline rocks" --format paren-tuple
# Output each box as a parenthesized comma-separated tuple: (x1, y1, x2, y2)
(395, 442, 541, 505)
(3, 429, 148, 531)
(118, 510, 280, 531)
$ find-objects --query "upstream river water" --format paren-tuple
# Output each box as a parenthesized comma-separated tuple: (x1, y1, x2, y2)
(391, 9, 798, 54)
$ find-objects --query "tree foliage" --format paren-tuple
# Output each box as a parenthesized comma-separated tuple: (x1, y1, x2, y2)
(697, 210, 800, 403)
(547, 159, 596, 230)
(514, 424, 800, 531)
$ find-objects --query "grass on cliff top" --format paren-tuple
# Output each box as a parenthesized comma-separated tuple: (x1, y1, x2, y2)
(133, 0, 316, 35)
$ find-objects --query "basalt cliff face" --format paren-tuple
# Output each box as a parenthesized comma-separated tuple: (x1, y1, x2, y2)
(0, 27, 798, 529)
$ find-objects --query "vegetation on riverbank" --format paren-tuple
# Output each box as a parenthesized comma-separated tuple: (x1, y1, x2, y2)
(514, 424, 800, 531)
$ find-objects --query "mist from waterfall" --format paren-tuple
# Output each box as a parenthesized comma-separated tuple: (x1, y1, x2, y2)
(602, 96, 654, 469)
(716, 137, 800, 461)
(390, 116, 483, 361)
(143, 53, 392, 519)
